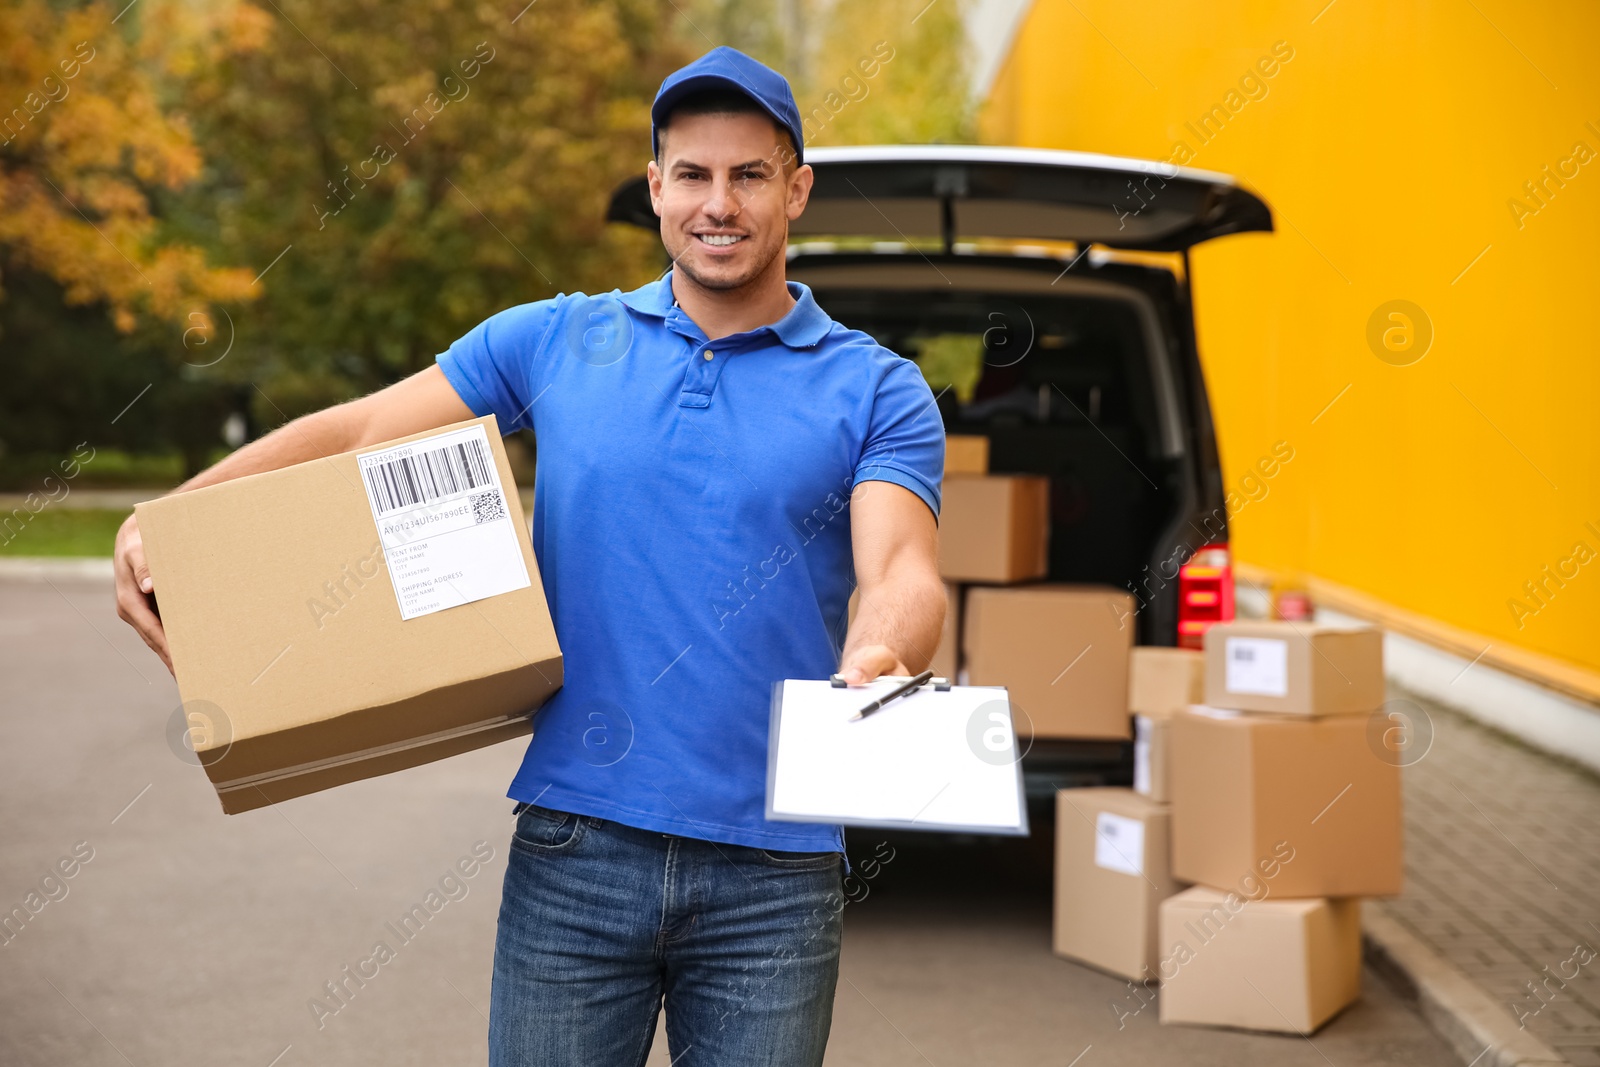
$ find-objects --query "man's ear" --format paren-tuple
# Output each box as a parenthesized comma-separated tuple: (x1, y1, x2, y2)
(786, 163, 814, 222)
(646, 158, 664, 217)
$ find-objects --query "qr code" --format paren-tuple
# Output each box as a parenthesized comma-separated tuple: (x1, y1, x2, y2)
(471, 490, 506, 524)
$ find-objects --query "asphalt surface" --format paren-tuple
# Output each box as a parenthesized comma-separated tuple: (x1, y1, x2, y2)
(1, 574, 1462, 1066)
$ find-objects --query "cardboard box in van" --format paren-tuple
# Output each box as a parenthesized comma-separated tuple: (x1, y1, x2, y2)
(938, 474, 1049, 583)
(963, 584, 1134, 739)
(944, 434, 990, 475)
(136, 415, 562, 813)
(1129, 646, 1205, 717)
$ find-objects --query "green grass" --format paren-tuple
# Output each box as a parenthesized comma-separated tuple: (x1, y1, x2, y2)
(0, 508, 128, 557)
(0, 448, 197, 491)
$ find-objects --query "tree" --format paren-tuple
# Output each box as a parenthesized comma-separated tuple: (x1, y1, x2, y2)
(165, 0, 689, 419)
(0, 1, 265, 475)
(684, 0, 974, 148)
(0, 0, 257, 334)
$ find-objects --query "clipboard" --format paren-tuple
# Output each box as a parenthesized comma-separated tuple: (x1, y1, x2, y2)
(765, 675, 1030, 836)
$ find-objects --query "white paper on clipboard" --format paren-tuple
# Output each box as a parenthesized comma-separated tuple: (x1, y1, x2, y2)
(765, 678, 1029, 835)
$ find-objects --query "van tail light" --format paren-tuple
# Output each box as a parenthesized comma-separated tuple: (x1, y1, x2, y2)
(1177, 543, 1235, 649)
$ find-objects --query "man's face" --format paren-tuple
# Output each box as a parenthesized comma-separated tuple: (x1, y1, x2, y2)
(647, 111, 812, 292)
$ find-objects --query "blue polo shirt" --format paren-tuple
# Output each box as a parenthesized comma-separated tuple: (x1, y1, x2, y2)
(436, 272, 944, 854)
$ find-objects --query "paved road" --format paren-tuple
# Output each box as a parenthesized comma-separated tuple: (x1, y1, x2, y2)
(1, 575, 1460, 1066)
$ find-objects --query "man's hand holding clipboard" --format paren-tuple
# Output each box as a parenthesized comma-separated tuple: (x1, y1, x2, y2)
(765, 674, 1029, 836)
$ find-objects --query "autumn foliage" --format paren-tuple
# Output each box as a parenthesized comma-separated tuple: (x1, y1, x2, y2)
(0, 0, 970, 463)
(0, 0, 259, 333)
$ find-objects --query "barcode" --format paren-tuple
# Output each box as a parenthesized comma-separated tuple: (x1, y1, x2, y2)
(363, 438, 492, 515)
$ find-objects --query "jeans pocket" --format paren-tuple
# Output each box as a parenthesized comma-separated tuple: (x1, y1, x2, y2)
(511, 804, 584, 853)
(754, 847, 841, 871)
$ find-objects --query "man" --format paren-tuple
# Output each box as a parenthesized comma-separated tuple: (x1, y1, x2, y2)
(114, 46, 945, 1066)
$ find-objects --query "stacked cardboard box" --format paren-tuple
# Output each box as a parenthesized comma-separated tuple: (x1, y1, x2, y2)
(857, 434, 1135, 739)
(944, 433, 989, 477)
(1050, 649, 1195, 977)
(845, 431, 993, 681)
(859, 436, 1122, 741)
(1158, 620, 1398, 1034)
(937, 444, 1059, 724)
(1052, 621, 1398, 1035)
(964, 585, 1135, 740)
(855, 436, 1131, 743)
(1128, 647, 1204, 802)
(1054, 788, 1180, 981)
(1158, 888, 1361, 1033)
(939, 473, 1049, 584)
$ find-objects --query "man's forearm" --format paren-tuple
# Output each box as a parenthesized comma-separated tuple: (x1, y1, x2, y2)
(170, 402, 361, 496)
(843, 573, 946, 674)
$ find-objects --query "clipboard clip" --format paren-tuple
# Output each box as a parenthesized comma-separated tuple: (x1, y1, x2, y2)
(830, 673, 952, 692)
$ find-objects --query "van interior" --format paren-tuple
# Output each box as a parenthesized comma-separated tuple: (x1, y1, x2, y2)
(791, 257, 1187, 603)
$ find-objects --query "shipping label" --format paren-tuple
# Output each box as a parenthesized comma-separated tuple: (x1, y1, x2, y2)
(357, 424, 530, 621)
(1224, 636, 1289, 696)
(1094, 811, 1145, 876)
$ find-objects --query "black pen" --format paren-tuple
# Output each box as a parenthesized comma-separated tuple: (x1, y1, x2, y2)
(849, 669, 934, 721)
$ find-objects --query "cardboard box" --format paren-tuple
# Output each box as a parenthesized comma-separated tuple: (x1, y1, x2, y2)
(1158, 887, 1361, 1034)
(938, 474, 1049, 583)
(1129, 646, 1205, 718)
(1055, 788, 1181, 980)
(963, 585, 1134, 739)
(848, 581, 960, 680)
(1203, 620, 1383, 716)
(1133, 714, 1171, 802)
(944, 434, 990, 475)
(137, 415, 563, 813)
(1169, 707, 1403, 897)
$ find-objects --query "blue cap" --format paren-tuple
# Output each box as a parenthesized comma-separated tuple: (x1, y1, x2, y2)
(651, 46, 804, 166)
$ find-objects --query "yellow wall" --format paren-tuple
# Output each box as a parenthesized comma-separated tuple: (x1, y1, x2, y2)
(980, 0, 1600, 684)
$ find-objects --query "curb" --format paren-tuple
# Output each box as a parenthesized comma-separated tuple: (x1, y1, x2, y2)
(0, 557, 115, 581)
(1364, 903, 1569, 1067)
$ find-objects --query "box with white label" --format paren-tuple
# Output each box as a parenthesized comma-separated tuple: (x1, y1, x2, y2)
(1054, 788, 1180, 981)
(136, 415, 563, 813)
(1202, 620, 1384, 716)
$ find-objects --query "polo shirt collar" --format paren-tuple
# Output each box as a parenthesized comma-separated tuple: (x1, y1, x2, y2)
(617, 270, 831, 349)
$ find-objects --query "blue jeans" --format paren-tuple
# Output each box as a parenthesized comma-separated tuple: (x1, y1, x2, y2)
(489, 803, 844, 1067)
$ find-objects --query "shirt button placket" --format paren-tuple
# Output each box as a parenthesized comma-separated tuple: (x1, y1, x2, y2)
(679, 341, 718, 407)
